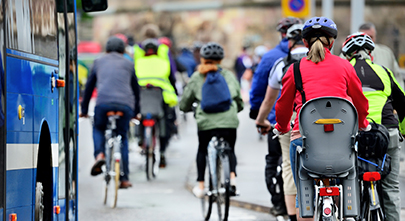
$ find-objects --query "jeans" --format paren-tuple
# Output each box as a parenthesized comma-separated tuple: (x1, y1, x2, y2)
(93, 103, 134, 181)
(290, 137, 302, 208)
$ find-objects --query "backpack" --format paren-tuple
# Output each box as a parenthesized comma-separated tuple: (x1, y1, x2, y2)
(357, 119, 390, 159)
(279, 53, 307, 85)
(200, 69, 232, 113)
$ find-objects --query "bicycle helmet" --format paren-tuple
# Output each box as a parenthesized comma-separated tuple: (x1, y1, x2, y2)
(276, 17, 302, 33)
(342, 32, 375, 58)
(106, 36, 125, 53)
(286, 24, 304, 41)
(200, 42, 224, 60)
(159, 37, 172, 48)
(302, 17, 338, 40)
(254, 45, 268, 58)
(141, 38, 159, 56)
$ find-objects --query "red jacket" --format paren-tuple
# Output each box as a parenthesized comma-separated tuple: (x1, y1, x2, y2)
(275, 48, 369, 134)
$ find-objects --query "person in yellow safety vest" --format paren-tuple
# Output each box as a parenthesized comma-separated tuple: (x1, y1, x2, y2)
(134, 23, 178, 168)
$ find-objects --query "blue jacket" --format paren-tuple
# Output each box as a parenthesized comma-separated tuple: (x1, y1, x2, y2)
(249, 38, 289, 124)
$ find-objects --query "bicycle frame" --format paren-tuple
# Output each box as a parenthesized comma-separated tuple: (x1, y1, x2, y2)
(142, 115, 159, 180)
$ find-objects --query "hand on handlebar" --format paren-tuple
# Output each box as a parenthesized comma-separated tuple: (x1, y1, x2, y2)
(255, 119, 272, 135)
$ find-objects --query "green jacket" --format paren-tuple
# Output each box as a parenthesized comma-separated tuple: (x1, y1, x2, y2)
(179, 67, 244, 131)
(350, 58, 405, 134)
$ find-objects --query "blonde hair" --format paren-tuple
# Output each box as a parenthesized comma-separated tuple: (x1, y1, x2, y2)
(306, 36, 334, 63)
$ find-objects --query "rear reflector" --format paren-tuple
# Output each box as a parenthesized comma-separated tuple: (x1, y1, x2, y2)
(324, 207, 331, 215)
(9, 213, 17, 221)
(142, 119, 155, 127)
(319, 187, 340, 196)
(363, 171, 381, 181)
(324, 124, 334, 132)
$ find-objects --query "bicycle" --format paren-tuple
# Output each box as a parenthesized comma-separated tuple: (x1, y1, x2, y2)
(139, 85, 165, 180)
(295, 97, 360, 220)
(201, 136, 233, 221)
(103, 111, 124, 208)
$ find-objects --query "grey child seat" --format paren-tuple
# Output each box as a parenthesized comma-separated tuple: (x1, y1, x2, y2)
(139, 86, 166, 135)
(296, 97, 360, 218)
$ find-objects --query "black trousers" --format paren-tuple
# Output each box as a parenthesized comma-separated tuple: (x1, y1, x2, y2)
(196, 128, 237, 182)
(265, 130, 286, 209)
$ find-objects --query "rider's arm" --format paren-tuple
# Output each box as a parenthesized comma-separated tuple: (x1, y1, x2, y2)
(168, 50, 179, 95)
(346, 67, 370, 130)
(257, 60, 284, 124)
(256, 86, 279, 124)
(274, 67, 295, 134)
(386, 67, 405, 134)
(179, 78, 196, 112)
(81, 62, 98, 116)
(131, 70, 141, 116)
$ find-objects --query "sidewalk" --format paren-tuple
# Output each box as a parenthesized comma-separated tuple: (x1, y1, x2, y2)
(185, 105, 405, 219)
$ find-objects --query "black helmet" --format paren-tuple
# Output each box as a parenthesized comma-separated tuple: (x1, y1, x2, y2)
(141, 38, 159, 56)
(106, 36, 125, 53)
(276, 17, 302, 34)
(302, 16, 338, 40)
(357, 121, 390, 159)
(342, 32, 375, 58)
(200, 42, 224, 60)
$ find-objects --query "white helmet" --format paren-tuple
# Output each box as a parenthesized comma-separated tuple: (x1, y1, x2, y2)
(342, 32, 375, 58)
(254, 45, 268, 58)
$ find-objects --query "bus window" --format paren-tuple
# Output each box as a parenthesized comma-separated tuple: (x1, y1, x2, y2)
(5, 0, 57, 60)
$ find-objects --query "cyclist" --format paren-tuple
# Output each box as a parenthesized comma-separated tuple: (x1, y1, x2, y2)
(134, 24, 178, 168)
(80, 36, 140, 189)
(342, 32, 405, 221)
(179, 42, 244, 198)
(255, 23, 307, 221)
(358, 22, 404, 90)
(271, 17, 370, 219)
(249, 16, 301, 217)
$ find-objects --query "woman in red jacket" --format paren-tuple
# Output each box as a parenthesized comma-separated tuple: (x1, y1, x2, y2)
(272, 17, 370, 220)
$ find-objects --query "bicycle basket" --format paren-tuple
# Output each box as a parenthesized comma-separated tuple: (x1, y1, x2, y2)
(140, 87, 164, 118)
(357, 120, 390, 159)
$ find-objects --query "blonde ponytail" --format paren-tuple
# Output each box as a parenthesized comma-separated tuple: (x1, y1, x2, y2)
(306, 37, 334, 64)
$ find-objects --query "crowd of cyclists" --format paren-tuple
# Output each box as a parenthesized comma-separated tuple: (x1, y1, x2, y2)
(79, 15, 405, 220)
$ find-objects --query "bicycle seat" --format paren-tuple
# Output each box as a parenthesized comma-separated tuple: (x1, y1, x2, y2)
(106, 111, 124, 117)
(298, 97, 358, 176)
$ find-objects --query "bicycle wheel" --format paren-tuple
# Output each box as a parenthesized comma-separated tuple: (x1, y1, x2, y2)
(103, 142, 113, 205)
(145, 126, 156, 180)
(202, 171, 214, 220)
(216, 155, 230, 221)
(110, 161, 120, 208)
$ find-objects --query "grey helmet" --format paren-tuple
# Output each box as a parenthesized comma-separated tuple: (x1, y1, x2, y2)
(106, 36, 125, 53)
(200, 42, 224, 60)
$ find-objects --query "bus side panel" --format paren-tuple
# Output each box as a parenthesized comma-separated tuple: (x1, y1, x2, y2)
(6, 169, 33, 209)
(5, 205, 32, 221)
(58, 198, 65, 221)
(6, 93, 33, 132)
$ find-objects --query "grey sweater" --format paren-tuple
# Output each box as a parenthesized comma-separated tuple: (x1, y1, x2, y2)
(81, 52, 140, 115)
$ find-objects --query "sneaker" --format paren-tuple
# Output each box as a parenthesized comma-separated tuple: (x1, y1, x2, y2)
(192, 186, 205, 198)
(90, 153, 105, 176)
(119, 180, 133, 189)
(229, 185, 239, 196)
(269, 205, 287, 216)
(159, 154, 166, 168)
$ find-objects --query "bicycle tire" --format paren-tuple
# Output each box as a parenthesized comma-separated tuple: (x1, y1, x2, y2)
(103, 140, 113, 205)
(217, 155, 230, 221)
(202, 171, 214, 220)
(145, 127, 155, 180)
(112, 161, 120, 208)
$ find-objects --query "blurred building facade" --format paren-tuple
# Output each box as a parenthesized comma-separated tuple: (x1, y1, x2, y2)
(78, 0, 405, 69)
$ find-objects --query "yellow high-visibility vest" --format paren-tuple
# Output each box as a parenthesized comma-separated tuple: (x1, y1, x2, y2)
(134, 44, 178, 107)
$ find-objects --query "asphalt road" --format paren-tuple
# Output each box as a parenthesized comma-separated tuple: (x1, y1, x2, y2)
(77, 110, 277, 221)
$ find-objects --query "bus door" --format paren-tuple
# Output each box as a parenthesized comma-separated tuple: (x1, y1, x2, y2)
(57, 0, 78, 219)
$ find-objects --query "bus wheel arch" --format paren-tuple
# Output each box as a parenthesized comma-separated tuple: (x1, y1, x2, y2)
(36, 121, 53, 221)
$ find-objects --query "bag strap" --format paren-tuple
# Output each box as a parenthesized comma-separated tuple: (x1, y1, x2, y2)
(293, 60, 306, 104)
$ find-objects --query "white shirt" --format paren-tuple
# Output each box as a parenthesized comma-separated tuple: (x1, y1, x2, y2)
(268, 47, 308, 90)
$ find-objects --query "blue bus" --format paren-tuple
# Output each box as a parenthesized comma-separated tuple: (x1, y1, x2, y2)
(0, 0, 107, 220)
